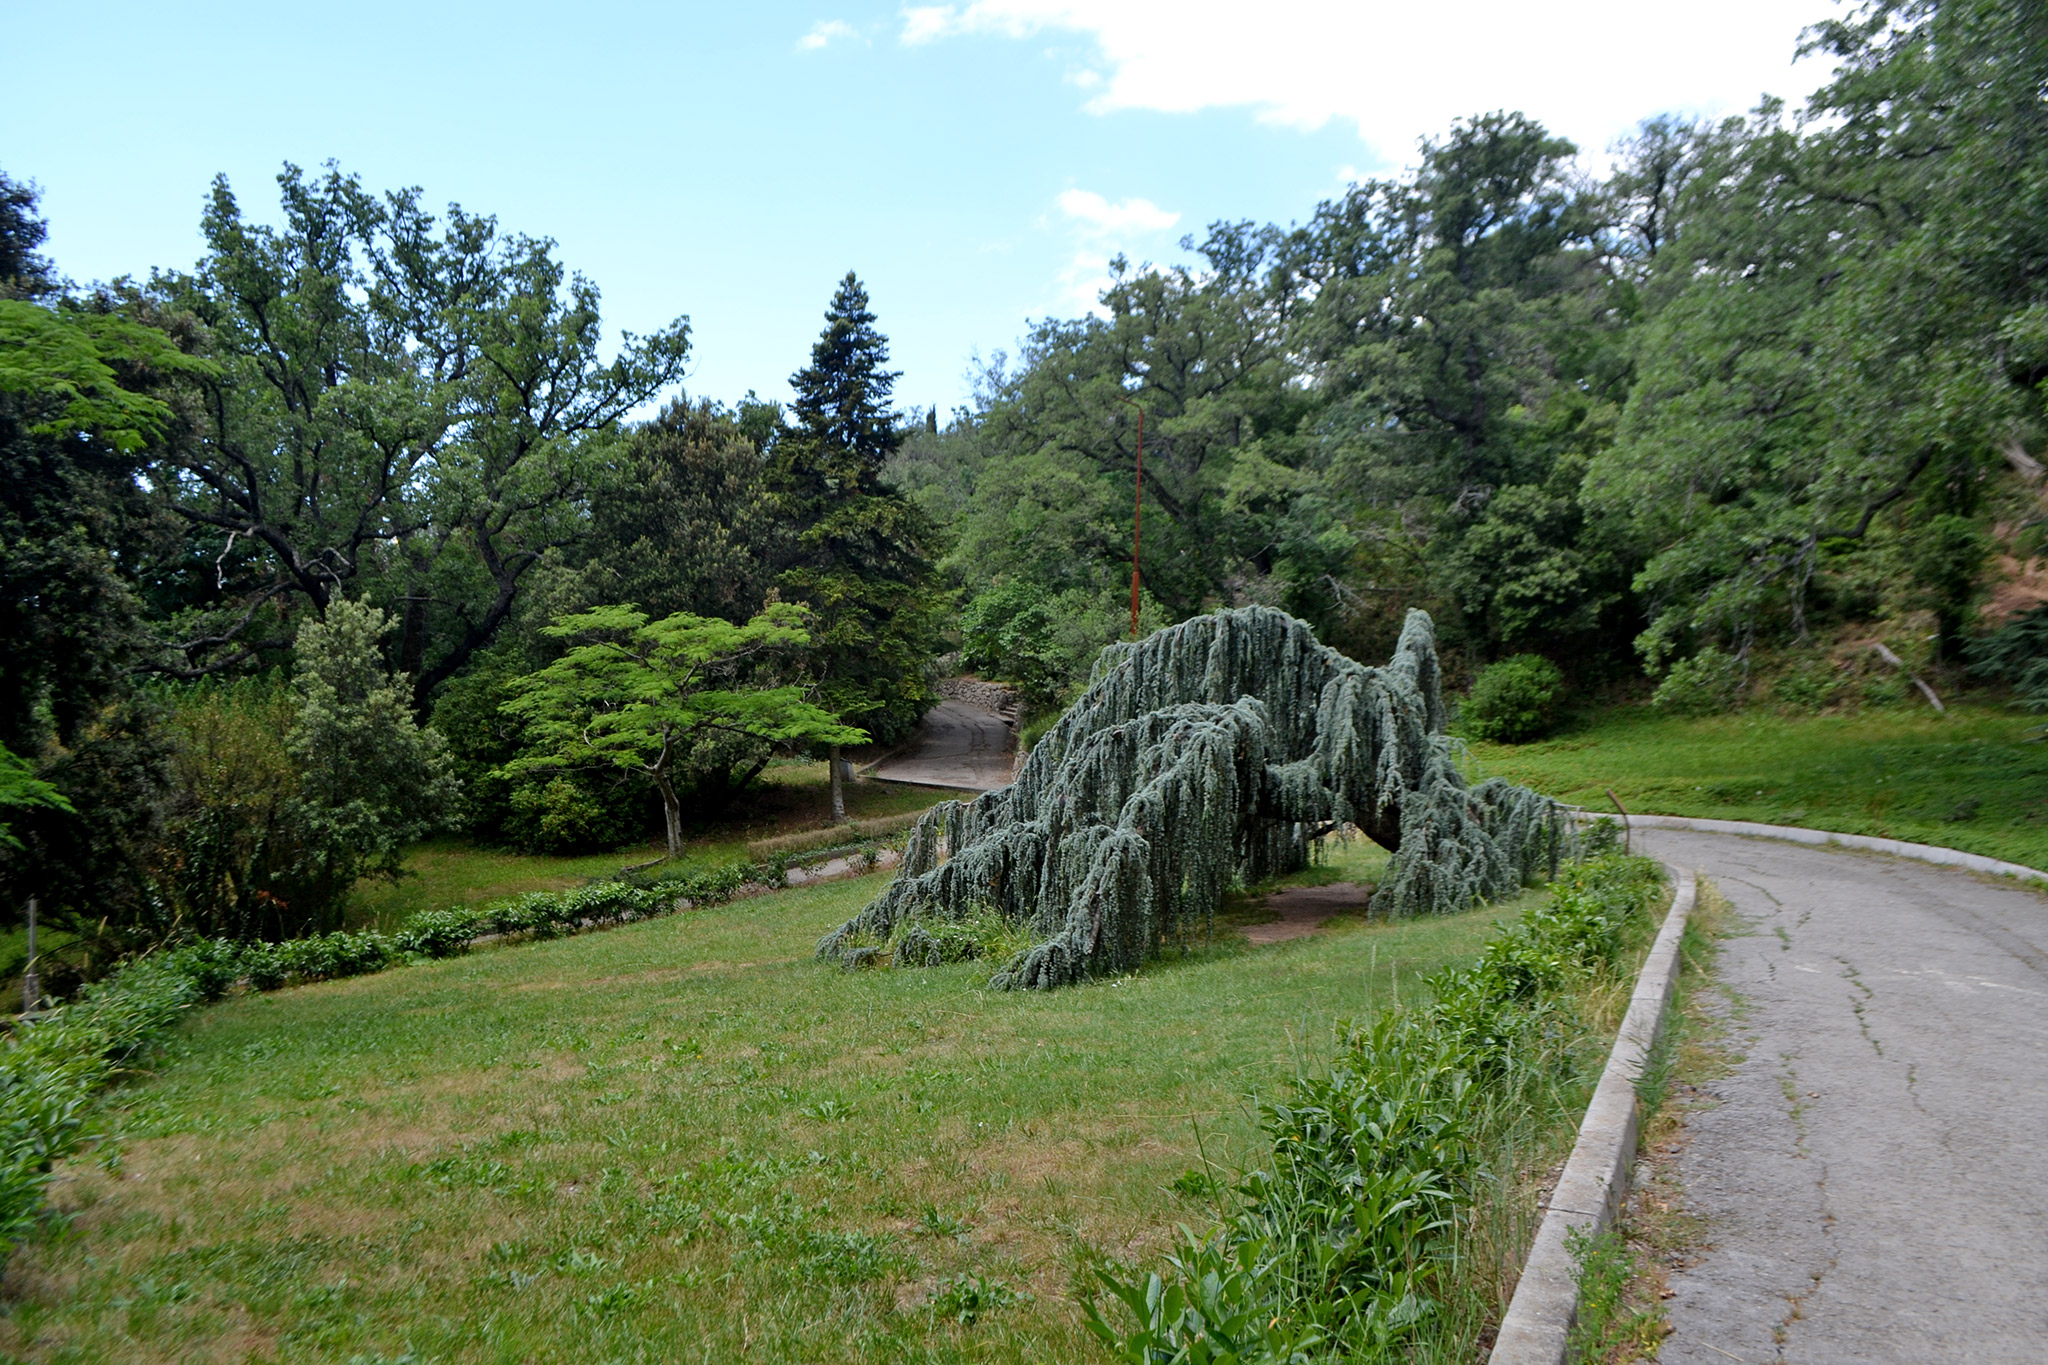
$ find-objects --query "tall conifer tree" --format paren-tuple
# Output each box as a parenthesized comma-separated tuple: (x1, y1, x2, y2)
(774, 273, 938, 817)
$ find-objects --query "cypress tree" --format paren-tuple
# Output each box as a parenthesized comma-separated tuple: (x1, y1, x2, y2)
(773, 273, 939, 817)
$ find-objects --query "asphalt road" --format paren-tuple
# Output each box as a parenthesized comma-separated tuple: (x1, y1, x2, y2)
(1636, 826, 2048, 1363)
(869, 699, 1015, 791)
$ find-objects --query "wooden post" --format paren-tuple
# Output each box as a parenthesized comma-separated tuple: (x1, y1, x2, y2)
(1605, 788, 1632, 854)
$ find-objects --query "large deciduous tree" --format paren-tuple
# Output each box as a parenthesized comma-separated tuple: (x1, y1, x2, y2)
(1596, 0, 2048, 669)
(142, 163, 690, 697)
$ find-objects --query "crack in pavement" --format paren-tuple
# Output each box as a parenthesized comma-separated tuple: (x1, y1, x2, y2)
(1641, 828, 2048, 1362)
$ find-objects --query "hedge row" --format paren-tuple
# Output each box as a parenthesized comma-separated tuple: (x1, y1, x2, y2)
(0, 859, 757, 1264)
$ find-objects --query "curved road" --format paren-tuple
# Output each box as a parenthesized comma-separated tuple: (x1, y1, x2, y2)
(1637, 827, 2048, 1363)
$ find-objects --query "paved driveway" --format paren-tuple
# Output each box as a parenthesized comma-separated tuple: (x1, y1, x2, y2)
(1638, 827, 2048, 1363)
(870, 699, 1015, 792)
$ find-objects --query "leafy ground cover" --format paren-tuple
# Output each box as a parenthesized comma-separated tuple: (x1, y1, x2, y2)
(346, 763, 973, 932)
(1, 843, 1524, 1363)
(1468, 701, 2048, 869)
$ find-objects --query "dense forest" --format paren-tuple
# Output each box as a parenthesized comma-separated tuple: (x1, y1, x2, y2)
(1, 0, 2043, 967)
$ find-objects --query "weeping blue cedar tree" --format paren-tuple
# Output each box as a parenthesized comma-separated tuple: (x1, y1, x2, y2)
(821, 607, 1570, 988)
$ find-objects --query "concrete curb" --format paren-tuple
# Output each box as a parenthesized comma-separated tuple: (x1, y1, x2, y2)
(1489, 866, 1698, 1365)
(1577, 812, 2047, 885)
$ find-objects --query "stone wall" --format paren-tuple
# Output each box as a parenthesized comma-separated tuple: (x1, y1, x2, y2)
(937, 677, 1020, 720)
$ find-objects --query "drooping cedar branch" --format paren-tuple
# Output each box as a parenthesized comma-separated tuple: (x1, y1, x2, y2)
(819, 606, 1570, 989)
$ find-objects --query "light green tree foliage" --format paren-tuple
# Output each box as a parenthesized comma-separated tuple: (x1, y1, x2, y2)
(1596, 0, 2048, 669)
(959, 229, 1312, 617)
(287, 600, 461, 912)
(821, 607, 1568, 989)
(501, 604, 866, 858)
(0, 743, 72, 850)
(959, 580, 1170, 709)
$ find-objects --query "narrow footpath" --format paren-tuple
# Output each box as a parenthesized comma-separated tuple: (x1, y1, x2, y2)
(1636, 827, 2048, 1363)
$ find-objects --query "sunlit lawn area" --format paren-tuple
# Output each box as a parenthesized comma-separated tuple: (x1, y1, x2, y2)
(1, 840, 1532, 1363)
(1470, 699, 2048, 869)
(347, 762, 977, 932)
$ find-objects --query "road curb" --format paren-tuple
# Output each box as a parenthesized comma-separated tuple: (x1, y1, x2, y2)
(1489, 866, 1698, 1365)
(1579, 812, 2047, 885)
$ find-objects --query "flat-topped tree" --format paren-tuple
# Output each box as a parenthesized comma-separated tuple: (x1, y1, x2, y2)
(499, 604, 865, 859)
(820, 606, 1570, 988)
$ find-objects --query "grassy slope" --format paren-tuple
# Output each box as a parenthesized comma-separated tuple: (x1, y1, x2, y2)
(347, 763, 976, 932)
(1469, 699, 2048, 869)
(5, 845, 1523, 1364)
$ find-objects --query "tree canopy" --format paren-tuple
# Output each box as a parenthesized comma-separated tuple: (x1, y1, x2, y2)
(501, 604, 866, 858)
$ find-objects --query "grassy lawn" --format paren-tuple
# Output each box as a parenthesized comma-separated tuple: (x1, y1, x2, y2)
(1469, 700, 2048, 869)
(348, 763, 977, 933)
(3, 843, 1526, 1363)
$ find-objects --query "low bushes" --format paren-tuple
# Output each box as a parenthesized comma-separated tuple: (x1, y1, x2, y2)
(1462, 655, 1566, 742)
(1085, 852, 1667, 1362)
(0, 859, 758, 1264)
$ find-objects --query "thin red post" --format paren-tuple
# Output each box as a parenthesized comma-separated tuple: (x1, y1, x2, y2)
(1115, 395, 1144, 639)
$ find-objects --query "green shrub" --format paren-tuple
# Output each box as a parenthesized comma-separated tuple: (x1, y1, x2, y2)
(1462, 654, 1565, 742)
(1653, 646, 1745, 715)
(1086, 852, 1666, 1362)
(1968, 603, 2048, 709)
(885, 905, 1031, 969)
(504, 775, 639, 855)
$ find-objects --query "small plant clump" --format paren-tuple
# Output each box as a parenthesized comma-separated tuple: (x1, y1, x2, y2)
(820, 607, 1572, 989)
(1652, 646, 1746, 716)
(1462, 653, 1566, 742)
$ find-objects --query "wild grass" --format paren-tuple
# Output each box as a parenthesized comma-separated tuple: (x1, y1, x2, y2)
(0, 843, 1516, 1363)
(1468, 700, 2048, 869)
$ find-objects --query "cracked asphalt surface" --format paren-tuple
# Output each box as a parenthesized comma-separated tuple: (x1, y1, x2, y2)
(1637, 827, 2048, 1363)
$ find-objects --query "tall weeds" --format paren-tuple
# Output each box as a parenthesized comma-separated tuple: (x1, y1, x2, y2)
(1085, 851, 1668, 1364)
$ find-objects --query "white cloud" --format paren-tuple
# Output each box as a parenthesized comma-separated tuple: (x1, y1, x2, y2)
(797, 19, 859, 51)
(1055, 188, 1179, 237)
(1047, 189, 1179, 313)
(898, 0, 1838, 166)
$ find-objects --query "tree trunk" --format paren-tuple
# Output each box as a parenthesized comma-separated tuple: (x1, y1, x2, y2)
(655, 774, 684, 859)
(829, 745, 847, 823)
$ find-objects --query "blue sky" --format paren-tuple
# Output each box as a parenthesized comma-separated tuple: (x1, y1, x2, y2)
(4, 0, 1841, 415)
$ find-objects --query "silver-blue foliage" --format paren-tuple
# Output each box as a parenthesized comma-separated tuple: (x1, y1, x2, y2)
(819, 607, 1569, 988)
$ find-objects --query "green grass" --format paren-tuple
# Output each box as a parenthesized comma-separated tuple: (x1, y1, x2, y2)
(347, 763, 976, 932)
(7, 843, 1517, 1364)
(1468, 699, 2048, 870)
